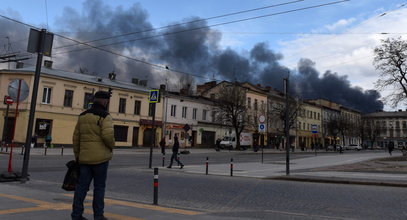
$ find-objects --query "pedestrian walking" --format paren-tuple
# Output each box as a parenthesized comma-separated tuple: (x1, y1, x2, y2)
(45, 134, 52, 148)
(71, 91, 115, 220)
(160, 137, 166, 155)
(167, 135, 184, 169)
(388, 141, 395, 156)
(216, 138, 221, 151)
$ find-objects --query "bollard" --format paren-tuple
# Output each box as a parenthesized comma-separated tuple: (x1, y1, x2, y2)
(230, 158, 233, 177)
(44, 146, 47, 155)
(162, 155, 165, 167)
(6, 144, 8, 152)
(20, 145, 24, 155)
(205, 157, 209, 175)
(61, 146, 64, 156)
(153, 168, 158, 205)
(177, 153, 180, 166)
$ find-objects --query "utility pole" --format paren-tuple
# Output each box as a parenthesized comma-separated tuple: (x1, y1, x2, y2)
(21, 28, 53, 182)
(284, 77, 290, 176)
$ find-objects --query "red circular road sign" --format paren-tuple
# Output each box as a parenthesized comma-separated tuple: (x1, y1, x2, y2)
(4, 96, 13, 105)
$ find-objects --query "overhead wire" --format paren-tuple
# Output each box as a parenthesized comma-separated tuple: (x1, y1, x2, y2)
(54, 0, 306, 50)
(0, 0, 349, 80)
(53, 0, 350, 56)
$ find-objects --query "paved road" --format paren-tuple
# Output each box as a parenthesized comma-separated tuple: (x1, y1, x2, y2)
(0, 148, 406, 219)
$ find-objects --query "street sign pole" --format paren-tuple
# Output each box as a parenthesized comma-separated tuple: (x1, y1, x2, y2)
(149, 103, 156, 169)
(21, 29, 47, 182)
(148, 90, 159, 169)
(1, 103, 10, 151)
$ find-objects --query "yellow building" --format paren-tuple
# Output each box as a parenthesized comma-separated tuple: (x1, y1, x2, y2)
(0, 63, 162, 147)
(296, 101, 322, 149)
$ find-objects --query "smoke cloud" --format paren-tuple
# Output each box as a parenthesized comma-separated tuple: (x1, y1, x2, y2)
(0, 0, 384, 113)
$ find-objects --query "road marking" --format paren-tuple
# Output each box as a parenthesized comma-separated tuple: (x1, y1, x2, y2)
(64, 194, 203, 215)
(0, 206, 50, 215)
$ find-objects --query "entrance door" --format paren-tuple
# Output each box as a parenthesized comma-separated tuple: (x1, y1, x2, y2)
(132, 127, 139, 147)
(143, 128, 155, 147)
(201, 131, 215, 148)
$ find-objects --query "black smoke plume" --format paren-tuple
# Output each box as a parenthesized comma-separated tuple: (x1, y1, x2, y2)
(0, 0, 383, 113)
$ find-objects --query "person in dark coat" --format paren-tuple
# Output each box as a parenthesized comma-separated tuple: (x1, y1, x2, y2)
(388, 141, 395, 156)
(159, 138, 166, 155)
(167, 135, 184, 169)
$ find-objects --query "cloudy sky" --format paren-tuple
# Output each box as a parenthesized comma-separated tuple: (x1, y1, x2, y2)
(0, 0, 406, 113)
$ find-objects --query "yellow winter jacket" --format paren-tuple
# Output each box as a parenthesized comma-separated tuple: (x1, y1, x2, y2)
(73, 103, 115, 164)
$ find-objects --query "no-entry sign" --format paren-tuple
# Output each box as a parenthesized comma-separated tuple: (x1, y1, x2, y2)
(4, 96, 13, 105)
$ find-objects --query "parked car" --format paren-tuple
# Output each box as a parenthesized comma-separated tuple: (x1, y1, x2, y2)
(327, 145, 343, 151)
(346, 144, 362, 151)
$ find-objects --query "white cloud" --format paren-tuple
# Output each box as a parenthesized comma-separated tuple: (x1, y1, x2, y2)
(279, 7, 407, 110)
(324, 18, 356, 31)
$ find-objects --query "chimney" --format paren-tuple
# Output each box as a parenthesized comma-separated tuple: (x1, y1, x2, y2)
(160, 84, 166, 91)
(44, 60, 53, 68)
(108, 71, 116, 80)
(180, 88, 188, 95)
(16, 61, 24, 69)
(132, 78, 139, 84)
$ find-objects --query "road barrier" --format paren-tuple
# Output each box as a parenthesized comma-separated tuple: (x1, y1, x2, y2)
(153, 168, 158, 205)
(205, 157, 209, 175)
(162, 154, 165, 167)
(230, 158, 234, 177)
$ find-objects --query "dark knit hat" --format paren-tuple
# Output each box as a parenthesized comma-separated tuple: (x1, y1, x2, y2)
(94, 91, 111, 99)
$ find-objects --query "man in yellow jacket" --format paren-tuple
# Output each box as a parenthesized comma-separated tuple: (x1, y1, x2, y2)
(71, 91, 115, 220)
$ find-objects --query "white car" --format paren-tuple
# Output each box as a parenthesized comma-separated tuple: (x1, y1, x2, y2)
(346, 144, 362, 151)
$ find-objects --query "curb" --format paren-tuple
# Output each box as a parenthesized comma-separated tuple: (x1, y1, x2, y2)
(270, 175, 407, 188)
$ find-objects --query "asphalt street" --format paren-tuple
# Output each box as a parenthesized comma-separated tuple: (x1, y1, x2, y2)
(0, 147, 406, 220)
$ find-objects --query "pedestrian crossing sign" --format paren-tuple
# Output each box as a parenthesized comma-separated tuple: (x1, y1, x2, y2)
(149, 90, 160, 103)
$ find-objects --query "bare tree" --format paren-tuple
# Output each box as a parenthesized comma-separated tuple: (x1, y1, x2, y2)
(365, 118, 381, 149)
(213, 83, 247, 149)
(268, 96, 303, 149)
(326, 116, 341, 148)
(373, 37, 407, 107)
(355, 118, 367, 149)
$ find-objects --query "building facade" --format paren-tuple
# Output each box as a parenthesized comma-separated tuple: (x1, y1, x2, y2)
(0, 63, 163, 147)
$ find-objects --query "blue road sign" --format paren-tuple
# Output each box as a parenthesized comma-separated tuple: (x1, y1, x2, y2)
(259, 123, 266, 133)
(311, 124, 318, 134)
(149, 90, 159, 103)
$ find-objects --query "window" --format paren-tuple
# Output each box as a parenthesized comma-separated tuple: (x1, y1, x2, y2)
(254, 99, 258, 110)
(318, 113, 320, 120)
(63, 90, 73, 107)
(247, 98, 251, 108)
(202, 109, 207, 120)
(83, 92, 93, 109)
(192, 108, 197, 119)
(134, 100, 141, 115)
(148, 103, 154, 117)
(210, 93, 215, 99)
(119, 98, 126, 113)
(114, 125, 128, 142)
(170, 105, 176, 117)
(212, 111, 216, 122)
(42, 87, 52, 104)
(182, 106, 187, 118)
(313, 112, 316, 119)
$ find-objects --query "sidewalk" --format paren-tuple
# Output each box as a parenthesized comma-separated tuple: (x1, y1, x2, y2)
(171, 151, 407, 187)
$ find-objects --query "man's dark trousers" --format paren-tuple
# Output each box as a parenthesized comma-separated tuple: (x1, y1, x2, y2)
(72, 161, 109, 220)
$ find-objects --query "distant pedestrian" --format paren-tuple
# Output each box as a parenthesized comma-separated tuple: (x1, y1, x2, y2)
(45, 134, 52, 148)
(167, 135, 184, 169)
(160, 137, 166, 155)
(216, 138, 221, 151)
(388, 141, 395, 156)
